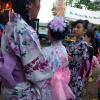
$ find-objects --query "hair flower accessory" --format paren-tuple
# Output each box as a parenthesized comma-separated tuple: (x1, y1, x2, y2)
(49, 16, 67, 32)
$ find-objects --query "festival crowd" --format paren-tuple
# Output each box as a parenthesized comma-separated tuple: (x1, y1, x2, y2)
(0, 0, 100, 100)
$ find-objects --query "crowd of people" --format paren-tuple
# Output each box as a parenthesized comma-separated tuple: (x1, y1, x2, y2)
(0, 0, 100, 100)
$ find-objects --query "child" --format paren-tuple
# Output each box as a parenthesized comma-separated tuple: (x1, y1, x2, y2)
(84, 30, 100, 81)
(95, 32, 100, 100)
(42, 16, 75, 100)
(67, 20, 91, 100)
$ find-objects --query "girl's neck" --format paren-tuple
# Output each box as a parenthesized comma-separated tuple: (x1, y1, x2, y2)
(51, 41, 62, 46)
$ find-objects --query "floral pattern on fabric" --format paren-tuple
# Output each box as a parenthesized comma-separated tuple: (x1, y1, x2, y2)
(67, 38, 89, 100)
(7, 18, 41, 65)
(1, 12, 51, 100)
(43, 41, 68, 72)
(6, 13, 51, 78)
(1, 82, 37, 100)
(40, 41, 69, 100)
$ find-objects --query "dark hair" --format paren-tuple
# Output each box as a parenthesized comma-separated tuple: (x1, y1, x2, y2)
(48, 22, 69, 41)
(74, 20, 89, 29)
(0, 12, 9, 25)
(95, 32, 100, 47)
(93, 27, 97, 32)
(85, 29, 96, 48)
(11, 0, 36, 24)
(0, 14, 3, 24)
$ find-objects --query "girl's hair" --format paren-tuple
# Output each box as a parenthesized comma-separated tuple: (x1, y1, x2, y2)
(74, 20, 89, 29)
(49, 26, 69, 41)
(85, 29, 96, 50)
(0, 12, 9, 25)
(95, 32, 100, 47)
(11, 0, 36, 24)
(48, 17, 69, 41)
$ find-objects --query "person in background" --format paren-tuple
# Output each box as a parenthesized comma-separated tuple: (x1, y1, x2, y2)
(95, 32, 100, 61)
(0, 0, 54, 100)
(84, 30, 100, 77)
(83, 29, 100, 96)
(95, 32, 100, 100)
(93, 27, 98, 38)
(67, 20, 90, 100)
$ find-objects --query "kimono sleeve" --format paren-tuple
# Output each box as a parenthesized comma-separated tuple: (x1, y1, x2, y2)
(7, 27, 42, 66)
(0, 48, 16, 88)
(7, 27, 52, 82)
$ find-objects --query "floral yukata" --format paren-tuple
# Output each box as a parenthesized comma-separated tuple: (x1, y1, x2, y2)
(42, 41, 69, 100)
(0, 12, 52, 100)
(67, 37, 90, 100)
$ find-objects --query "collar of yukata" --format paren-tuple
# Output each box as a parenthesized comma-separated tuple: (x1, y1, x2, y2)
(75, 36, 84, 42)
(9, 10, 21, 23)
(51, 41, 62, 46)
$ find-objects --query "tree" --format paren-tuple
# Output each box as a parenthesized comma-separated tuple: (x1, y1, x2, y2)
(74, 0, 100, 11)
(52, 0, 66, 16)
(66, 0, 76, 6)
(88, 1, 100, 10)
(51, 3, 56, 16)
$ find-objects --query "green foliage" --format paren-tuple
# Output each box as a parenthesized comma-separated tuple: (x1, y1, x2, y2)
(51, 3, 56, 16)
(66, 0, 74, 6)
(52, 0, 100, 16)
(74, 0, 100, 11)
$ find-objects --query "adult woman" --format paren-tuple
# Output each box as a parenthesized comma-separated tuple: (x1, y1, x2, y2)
(67, 20, 90, 100)
(0, 0, 52, 99)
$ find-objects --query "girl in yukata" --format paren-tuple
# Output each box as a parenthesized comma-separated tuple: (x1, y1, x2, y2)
(67, 20, 91, 100)
(0, 0, 54, 100)
(95, 32, 100, 63)
(42, 16, 75, 100)
(85, 30, 100, 71)
(95, 32, 100, 100)
(83, 29, 97, 95)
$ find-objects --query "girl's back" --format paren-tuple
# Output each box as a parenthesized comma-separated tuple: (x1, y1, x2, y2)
(43, 41, 68, 72)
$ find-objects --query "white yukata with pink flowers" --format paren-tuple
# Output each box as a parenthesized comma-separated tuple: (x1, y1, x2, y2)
(0, 12, 52, 100)
(43, 41, 68, 72)
(41, 41, 69, 100)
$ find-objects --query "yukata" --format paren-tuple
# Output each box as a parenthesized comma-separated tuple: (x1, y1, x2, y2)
(42, 41, 69, 100)
(92, 56, 100, 69)
(0, 12, 52, 100)
(86, 45, 93, 78)
(98, 55, 100, 64)
(67, 37, 90, 100)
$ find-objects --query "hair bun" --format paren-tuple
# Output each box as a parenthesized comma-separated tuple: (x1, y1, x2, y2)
(84, 20, 89, 28)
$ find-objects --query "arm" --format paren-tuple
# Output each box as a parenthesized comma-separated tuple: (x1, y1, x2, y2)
(7, 26, 52, 83)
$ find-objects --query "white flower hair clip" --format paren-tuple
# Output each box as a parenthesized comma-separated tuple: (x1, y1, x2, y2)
(49, 16, 67, 32)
